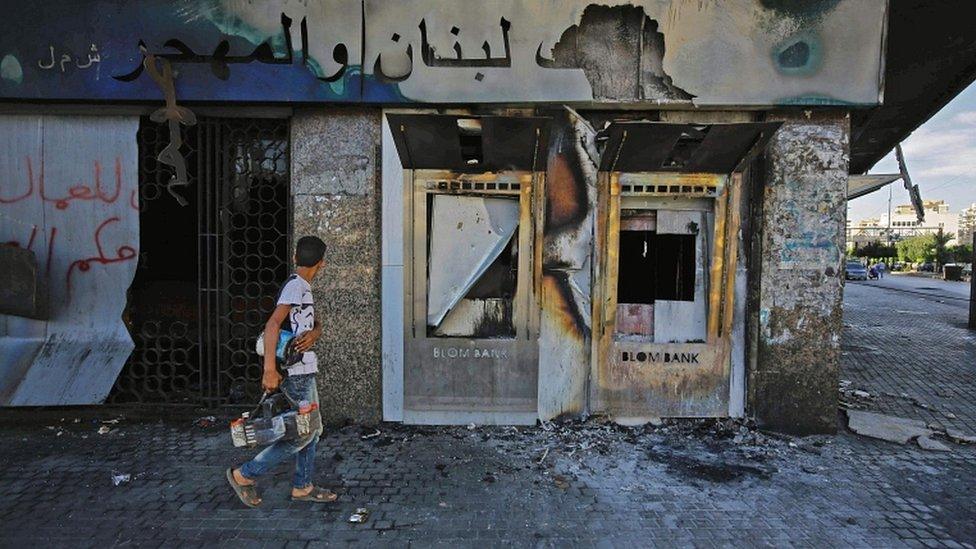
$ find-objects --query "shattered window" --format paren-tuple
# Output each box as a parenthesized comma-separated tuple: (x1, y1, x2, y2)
(615, 210, 697, 338)
(426, 194, 519, 339)
(653, 234, 696, 302)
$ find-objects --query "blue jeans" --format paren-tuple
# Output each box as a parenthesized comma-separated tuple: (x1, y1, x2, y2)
(239, 374, 322, 488)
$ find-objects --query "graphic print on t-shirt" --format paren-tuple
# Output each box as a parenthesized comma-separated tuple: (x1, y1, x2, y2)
(276, 274, 318, 375)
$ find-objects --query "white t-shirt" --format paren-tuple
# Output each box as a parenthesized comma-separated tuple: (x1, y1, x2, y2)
(277, 274, 318, 375)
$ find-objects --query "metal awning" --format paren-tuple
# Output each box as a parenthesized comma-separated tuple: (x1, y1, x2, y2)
(847, 174, 902, 200)
(387, 114, 550, 172)
(850, 0, 976, 174)
(597, 122, 781, 173)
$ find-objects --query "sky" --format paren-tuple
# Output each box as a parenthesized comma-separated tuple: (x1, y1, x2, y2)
(848, 82, 976, 223)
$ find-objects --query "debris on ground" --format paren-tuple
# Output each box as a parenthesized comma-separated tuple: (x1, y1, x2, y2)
(348, 508, 369, 523)
(552, 475, 570, 489)
(945, 428, 976, 444)
(917, 435, 951, 452)
(97, 426, 111, 435)
(838, 380, 877, 410)
(360, 429, 381, 440)
(111, 472, 131, 486)
(846, 410, 931, 444)
(195, 416, 217, 428)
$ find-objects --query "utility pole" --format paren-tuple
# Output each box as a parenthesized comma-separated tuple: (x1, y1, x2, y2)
(887, 184, 893, 247)
(970, 231, 976, 330)
(886, 184, 893, 266)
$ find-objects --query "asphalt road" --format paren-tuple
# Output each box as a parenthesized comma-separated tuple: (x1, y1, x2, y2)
(847, 272, 972, 305)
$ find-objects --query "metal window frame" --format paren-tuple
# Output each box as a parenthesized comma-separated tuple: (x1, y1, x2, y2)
(401, 168, 545, 422)
(591, 169, 744, 419)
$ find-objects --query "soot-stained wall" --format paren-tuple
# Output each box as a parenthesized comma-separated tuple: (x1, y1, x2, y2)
(752, 110, 849, 434)
(291, 108, 383, 423)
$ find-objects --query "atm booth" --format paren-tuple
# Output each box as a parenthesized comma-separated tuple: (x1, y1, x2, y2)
(387, 114, 549, 424)
(591, 122, 780, 421)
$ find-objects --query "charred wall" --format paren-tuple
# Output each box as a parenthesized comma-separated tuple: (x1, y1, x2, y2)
(752, 110, 849, 434)
(545, 5, 693, 102)
(291, 108, 383, 423)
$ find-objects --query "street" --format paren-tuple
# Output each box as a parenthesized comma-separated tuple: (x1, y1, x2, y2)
(849, 272, 972, 302)
(0, 279, 973, 547)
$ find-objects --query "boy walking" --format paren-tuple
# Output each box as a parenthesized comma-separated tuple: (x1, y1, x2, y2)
(226, 236, 337, 507)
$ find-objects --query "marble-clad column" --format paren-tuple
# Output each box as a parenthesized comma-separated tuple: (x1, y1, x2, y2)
(752, 111, 850, 434)
(291, 108, 383, 423)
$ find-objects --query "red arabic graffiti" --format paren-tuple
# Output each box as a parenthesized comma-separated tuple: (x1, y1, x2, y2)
(65, 217, 137, 298)
(0, 155, 137, 210)
(2, 153, 139, 302)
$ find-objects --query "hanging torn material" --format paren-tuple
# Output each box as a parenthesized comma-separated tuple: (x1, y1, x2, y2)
(426, 195, 519, 329)
(143, 49, 196, 206)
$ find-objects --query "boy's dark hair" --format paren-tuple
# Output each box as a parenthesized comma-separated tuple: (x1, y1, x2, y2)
(295, 236, 327, 267)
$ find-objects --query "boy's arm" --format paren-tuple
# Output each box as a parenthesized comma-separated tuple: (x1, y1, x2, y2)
(293, 319, 323, 353)
(262, 304, 291, 391)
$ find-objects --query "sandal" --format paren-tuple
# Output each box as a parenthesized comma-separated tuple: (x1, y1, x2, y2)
(226, 468, 262, 508)
(291, 486, 338, 503)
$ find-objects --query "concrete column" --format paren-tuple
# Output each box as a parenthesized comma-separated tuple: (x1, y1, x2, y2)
(290, 108, 383, 423)
(751, 111, 850, 434)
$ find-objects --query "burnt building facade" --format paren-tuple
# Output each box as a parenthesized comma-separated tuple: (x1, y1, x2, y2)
(1, 1, 973, 433)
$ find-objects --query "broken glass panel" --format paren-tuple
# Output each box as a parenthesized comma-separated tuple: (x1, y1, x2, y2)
(426, 195, 519, 337)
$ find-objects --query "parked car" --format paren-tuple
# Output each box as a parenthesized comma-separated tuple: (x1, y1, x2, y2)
(918, 262, 935, 272)
(845, 261, 868, 281)
(892, 262, 905, 272)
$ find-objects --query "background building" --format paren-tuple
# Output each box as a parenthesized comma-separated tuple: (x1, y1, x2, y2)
(959, 202, 976, 246)
(880, 200, 961, 244)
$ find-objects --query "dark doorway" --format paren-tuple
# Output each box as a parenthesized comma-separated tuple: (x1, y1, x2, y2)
(110, 117, 290, 405)
(617, 230, 696, 304)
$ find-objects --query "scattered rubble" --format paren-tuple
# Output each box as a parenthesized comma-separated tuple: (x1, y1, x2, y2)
(846, 410, 975, 450)
(348, 508, 369, 523)
(946, 428, 976, 444)
(838, 380, 877, 410)
(111, 472, 131, 486)
(97, 426, 111, 435)
(195, 416, 217, 428)
(846, 410, 931, 444)
(916, 436, 951, 452)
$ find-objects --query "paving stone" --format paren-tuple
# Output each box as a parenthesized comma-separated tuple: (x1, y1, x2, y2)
(0, 278, 974, 546)
(847, 410, 933, 444)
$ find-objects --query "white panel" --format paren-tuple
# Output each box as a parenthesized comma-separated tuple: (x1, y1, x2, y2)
(654, 210, 708, 344)
(381, 265, 404, 421)
(381, 115, 404, 267)
(427, 195, 519, 328)
(0, 114, 139, 405)
(381, 112, 406, 421)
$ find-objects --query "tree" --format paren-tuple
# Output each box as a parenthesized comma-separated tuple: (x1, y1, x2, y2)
(946, 243, 973, 264)
(896, 234, 936, 264)
(934, 230, 954, 266)
(856, 242, 897, 261)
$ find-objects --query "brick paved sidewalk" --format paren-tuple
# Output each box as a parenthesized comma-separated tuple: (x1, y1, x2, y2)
(0, 280, 973, 548)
